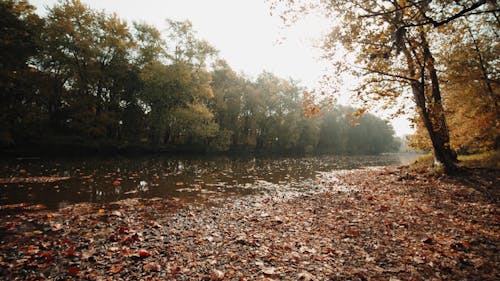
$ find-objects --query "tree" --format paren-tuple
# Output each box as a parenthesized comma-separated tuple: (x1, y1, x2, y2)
(39, 0, 136, 141)
(210, 60, 245, 148)
(0, 0, 401, 154)
(138, 19, 220, 148)
(254, 72, 303, 150)
(317, 106, 399, 154)
(406, 5, 499, 155)
(438, 16, 499, 153)
(171, 102, 219, 146)
(132, 22, 165, 67)
(273, 0, 497, 173)
(0, 0, 43, 146)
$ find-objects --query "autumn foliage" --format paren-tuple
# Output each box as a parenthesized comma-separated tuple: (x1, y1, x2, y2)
(0, 0, 400, 155)
(273, 0, 499, 172)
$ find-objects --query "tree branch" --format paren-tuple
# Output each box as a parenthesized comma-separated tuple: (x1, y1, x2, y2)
(409, 0, 489, 28)
(356, 65, 418, 83)
(359, 0, 428, 18)
(359, 0, 490, 28)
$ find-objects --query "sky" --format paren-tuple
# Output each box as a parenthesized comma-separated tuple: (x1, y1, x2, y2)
(29, 0, 413, 137)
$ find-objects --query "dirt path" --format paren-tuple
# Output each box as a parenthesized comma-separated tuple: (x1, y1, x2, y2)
(0, 166, 498, 280)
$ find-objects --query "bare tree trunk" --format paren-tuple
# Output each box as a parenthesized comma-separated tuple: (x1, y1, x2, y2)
(401, 28, 458, 174)
(419, 30, 458, 173)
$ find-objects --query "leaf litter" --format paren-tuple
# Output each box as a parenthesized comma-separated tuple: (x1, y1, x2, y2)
(0, 166, 498, 280)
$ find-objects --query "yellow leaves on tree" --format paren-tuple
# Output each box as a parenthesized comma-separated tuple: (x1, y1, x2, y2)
(302, 91, 321, 118)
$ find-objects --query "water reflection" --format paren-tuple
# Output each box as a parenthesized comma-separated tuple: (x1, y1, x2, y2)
(0, 154, 420, 210)
(114, 185, 122, 195)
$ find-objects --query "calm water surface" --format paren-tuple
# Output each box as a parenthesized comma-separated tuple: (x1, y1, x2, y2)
(0, 154, 419, 211)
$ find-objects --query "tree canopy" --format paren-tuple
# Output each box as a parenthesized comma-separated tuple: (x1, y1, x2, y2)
(0, 0, 400, 156)
(273, 0, 499, 173)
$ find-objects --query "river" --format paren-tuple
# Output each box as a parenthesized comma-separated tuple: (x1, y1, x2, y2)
(0, 153, 420, 211)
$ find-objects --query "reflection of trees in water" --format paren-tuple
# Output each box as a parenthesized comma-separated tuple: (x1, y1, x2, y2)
(57, 200, 70, 209)
(1, 155, 412, 209)
(90, 186, 103, 202)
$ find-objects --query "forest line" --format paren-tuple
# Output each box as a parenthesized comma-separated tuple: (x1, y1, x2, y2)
(1, 0, 400, 155)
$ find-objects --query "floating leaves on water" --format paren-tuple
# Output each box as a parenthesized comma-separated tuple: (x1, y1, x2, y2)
(0, 155, 411, 211)
(0, 176, 70, 184)
(0, 203, 47, 211)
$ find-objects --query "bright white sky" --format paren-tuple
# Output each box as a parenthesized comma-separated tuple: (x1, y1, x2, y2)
(30, 0, 413, 137)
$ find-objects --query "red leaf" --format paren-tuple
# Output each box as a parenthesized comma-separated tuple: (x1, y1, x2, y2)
(67, 266, 80, 276)
(109, 234, 119, 242)
(149, 221, 162, 228)
(117, 226, 129, 234)
(40, 251, 53, 262)
(65, 248, 76, 257)
(123, 236, 136, 244)
(171, 266, 181, 275)
(347, 228, 360, 236)
(139, 250, 151, 258)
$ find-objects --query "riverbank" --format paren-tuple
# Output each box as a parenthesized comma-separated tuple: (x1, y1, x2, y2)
(0, 166, 498, 280)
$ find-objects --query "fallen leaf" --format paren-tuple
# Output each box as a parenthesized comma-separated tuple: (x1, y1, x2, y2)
(347, 228, 360, 236)
(109, 264, 122, 274)
(50, 223, 63, 231)
(262, 267, 276, 275)
(298, 271, 315, 281)
(211, 269, 225, 280)
(65, 248, 76, 257)
(117, 226, 129, 234)
(67, 266, 80, 276)
(144, 262, 161, 272)
(139, 249, 151, 258)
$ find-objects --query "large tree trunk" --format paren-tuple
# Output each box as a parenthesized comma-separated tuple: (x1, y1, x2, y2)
(411, 79, 457, 173)
(402, 29, 458, 174)
(420, 31, 458, 173)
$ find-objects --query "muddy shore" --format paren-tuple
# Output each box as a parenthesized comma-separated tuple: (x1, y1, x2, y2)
(0, 166, 498, 280)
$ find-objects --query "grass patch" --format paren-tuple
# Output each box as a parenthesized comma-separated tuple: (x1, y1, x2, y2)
(413, 153, 434, 165)
(408, 150, 499, 174)
(458, 150, 500, 169)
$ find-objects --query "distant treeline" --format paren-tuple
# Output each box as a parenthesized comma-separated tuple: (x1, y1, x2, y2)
(0, 0, 399, 155)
